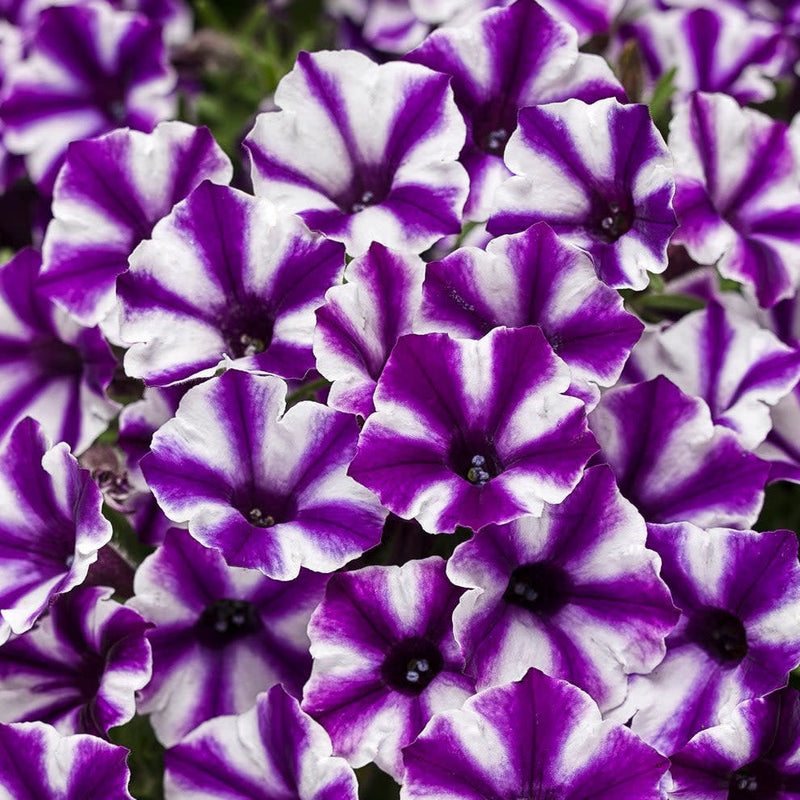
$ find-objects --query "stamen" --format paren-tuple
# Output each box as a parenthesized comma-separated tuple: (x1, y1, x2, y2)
(238, 334, 266, 357)
(466, 454, 491, 485)
(351, 190, 375, 213)
(248, 508, 275, 527)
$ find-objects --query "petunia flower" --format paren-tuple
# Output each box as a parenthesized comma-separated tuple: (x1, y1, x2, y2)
(615, 522, 800, 755)
(402, 667, 668, 800)
(620, 5, 789, 106)
(40, 121, 232, 327)
(244, 49, 469, 255)
(348, 326, 597, 533)
(0, 585, 151, 737)
(119, 181, 345, 385)
(669, 91, 800, 308)
(417, 223, 643, 406)
(165, 685, 358, 800)
(143, 370, 387, 580)
(325, 0, 502, 54)
(488, 97, 676, 290)
(406, 0, 624, 219)
(669, 688, 800, 798)
(302, 557, 472, 779)
(447, 465, 677, 710)
(129, 528, 328, 746)
(589, 376, 769, 529)
(624, 300, 800, 450)
(0, 2, 177, 193)
(536, 0, 627, 40)
(0, 248, 119, 454)
(0, 721, 134, 798)
(313, 242, 425, 418)
(0, 417, 112, 641)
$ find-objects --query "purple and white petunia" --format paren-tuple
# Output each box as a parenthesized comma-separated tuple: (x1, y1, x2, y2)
(402, 667, 669, 800)
(624, 300, 800, 449)
(348, 326, 597, 534)
(589, 376, 769, 529)
(129, 528, 328, 747)
(119, 182, 345, 385)
(244, 49, 469, 255)
(536, 0, 626, 40)
(0, 585, 151, 737)
(40, 121, 232, 327)
(0, 721, 134, 798)
(669, 687, 800, 798)
(669, 91, 800, 308)
(617, 522, 800, 756)
(406, 0, 625, 220)
(0, 2, 177, 193)
(165, 685, 358, 800)
(0, 248, 119, 454)
(620, 5, 789, 105)
(488, 97, 676, 290)
(417, 223, 643, 406)
(446, 465, 677, 710)
(326, 0, 501, 54)
(143, 370, 387, 580)
(313, 242, 425, 418)
(302, 557, 472, 779)
(0, 417, 112, 641)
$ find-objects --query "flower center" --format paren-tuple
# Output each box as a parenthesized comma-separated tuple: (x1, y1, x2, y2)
(248, 507, 275, 527)
(466, 454, 492, 485)
(594, 196, 634, 243)
(503, 562, 572, 617)
(688, 607, 748, 665)
(449, 436, 503, 486)
(480, 128, 509, 155)
(195, 598, 261, 648)
(729, 761, 783, 799)
(217, 295, 274, 359)
(334, 168, 391, 215)
(381, 636, 444, 695)
(350, 190, 376, 214)
(31, 338, 83, 376)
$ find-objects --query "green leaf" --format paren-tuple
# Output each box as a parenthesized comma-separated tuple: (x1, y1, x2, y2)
(648, 66, 677, 138)
(635, 293, 705, 314)
(356, 764, 400, 800)
(104, 504, 156, 567)
(110, 715, 165, 800)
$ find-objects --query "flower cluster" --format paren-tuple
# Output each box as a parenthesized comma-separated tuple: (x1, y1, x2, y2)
(3, 0, 800, 797)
